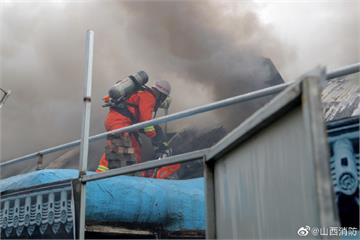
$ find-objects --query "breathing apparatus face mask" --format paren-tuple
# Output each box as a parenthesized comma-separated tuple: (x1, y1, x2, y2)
(0, 88, 11, 109)
(152, 88, 169, 111)
(159, 96, 171, 109)
(158, 93, 168, 106)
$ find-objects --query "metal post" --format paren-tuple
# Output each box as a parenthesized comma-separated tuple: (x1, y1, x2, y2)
(302, 67, 340, 229)
(78, 30, 94, 240)
(204, 157, 216, 239)
(36, 152, 43, 170)
(164, 108, 168, 135)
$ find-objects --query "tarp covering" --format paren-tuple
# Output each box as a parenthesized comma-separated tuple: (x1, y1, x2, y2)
(0, 169, 205, 232)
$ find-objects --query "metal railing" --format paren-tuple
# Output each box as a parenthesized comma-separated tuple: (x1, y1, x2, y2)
(1, 30, 359, 239)
(1, 63, 359, 168)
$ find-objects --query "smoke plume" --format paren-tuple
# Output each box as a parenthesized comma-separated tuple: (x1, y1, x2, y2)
(0, 0, 358, 173)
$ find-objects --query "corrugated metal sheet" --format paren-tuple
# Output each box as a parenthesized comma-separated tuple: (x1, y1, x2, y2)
(214, 108, 318, 238)
(206, 69, 339, 239)
(322, 73, 360, 121)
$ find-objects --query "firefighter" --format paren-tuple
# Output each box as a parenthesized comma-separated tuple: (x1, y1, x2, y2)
(96, 78, 172, 174)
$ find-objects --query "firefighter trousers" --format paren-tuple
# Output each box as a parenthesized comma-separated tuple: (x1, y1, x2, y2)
(96, 133, 141, 173)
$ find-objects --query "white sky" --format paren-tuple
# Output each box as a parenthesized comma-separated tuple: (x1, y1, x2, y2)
(252, 0, 359, 79)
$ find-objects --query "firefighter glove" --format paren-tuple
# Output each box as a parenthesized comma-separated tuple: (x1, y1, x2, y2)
(153, 142, 172, 159)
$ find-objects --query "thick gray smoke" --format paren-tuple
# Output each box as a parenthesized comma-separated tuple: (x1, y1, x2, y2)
(0, 1, 358, 174)
(119, 1, 293, 127)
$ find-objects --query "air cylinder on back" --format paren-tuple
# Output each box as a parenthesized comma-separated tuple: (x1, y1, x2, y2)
(109, 71, 149, 101)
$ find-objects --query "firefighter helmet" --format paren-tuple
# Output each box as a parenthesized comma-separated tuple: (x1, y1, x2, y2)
(153, 80, 171, 96)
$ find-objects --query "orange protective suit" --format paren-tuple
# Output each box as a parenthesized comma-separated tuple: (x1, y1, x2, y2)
(155, 163, 181, 179)
(96, 90, 180, 179)
(96, 90, 157, 173)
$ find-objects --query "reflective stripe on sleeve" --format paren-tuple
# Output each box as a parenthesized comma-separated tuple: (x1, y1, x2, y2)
(96, 165, 109, 173)
(144, 125, 155, 133)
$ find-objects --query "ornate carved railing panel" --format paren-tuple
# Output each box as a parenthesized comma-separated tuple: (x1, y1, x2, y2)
(0, 181, 75, 239)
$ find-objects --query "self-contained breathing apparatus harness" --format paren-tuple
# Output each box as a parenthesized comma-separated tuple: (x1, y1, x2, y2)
(103, 74, 157, 124)
(103, 72, 168, 152)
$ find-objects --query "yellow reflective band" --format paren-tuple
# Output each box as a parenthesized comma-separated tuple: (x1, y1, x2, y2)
(97, 165, 109, 172)
(100, 165, 109, 170)
(144, 125, 155, 132)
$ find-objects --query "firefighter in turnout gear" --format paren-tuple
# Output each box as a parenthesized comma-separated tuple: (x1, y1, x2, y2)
(96, 71, 172, 175)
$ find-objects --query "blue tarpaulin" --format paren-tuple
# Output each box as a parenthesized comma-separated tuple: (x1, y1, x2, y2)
(0, 169, 205, 232)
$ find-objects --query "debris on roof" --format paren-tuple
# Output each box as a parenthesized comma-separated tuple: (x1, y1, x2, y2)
(322, 73, 360, 121)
